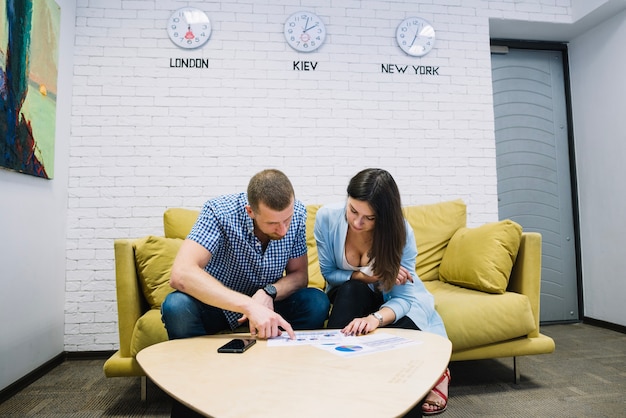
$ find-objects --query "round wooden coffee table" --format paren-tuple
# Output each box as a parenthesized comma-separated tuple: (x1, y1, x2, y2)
(137, 328, 451, 418)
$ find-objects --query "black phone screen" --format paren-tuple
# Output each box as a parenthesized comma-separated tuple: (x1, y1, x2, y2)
(217, 338, 256, 353)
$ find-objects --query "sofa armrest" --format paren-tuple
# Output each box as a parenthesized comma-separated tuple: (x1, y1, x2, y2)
(114, 238, 145, 358)
(507, 232, 542, 338)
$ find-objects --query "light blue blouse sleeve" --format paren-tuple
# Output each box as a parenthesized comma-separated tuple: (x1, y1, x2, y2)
(314, 205, 352, 290)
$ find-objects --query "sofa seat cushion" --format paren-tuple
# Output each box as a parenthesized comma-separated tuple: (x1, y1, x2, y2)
(130, 309, 169, 356)
(425, 280, 536, 351)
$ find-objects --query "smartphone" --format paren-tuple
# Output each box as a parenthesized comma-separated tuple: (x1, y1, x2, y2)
(217, 338, 256, 353)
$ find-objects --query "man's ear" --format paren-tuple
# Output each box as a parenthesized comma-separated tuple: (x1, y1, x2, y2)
(245, 205, 255, 219)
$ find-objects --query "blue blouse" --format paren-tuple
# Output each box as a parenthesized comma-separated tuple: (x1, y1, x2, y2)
(314, 203, 448, 338)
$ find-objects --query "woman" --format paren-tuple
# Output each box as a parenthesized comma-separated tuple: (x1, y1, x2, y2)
(314, 168, 450, 416)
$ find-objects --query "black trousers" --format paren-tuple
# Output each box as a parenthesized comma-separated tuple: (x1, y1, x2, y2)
(326, 280, 419, 330)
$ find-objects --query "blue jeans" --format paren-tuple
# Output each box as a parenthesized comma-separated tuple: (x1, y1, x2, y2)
(161, 287, 330, 339)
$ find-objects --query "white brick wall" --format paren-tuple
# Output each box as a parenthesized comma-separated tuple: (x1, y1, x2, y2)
(65, 0, 573, 351)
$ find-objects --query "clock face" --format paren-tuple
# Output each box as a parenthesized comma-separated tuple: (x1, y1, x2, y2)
(396, 17, 436, 57)
(284, 11, 327, 52)
(167, 7, 211, 49)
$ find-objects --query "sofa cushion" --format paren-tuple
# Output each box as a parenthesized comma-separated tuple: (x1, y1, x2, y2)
(164, 208, 199, 239)
(130, 309, 169, 356)
(306, 205, 325, 290)
(425, 280, 536, 351)
(402, 200, 466, 281)
(134, 236, 181, 308)
(439, 219, 522, 294)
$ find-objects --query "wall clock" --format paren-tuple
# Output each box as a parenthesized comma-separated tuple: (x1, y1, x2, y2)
(395, 17, 436, 57)
(284, 11, 327, 52)
(167, 7, 211, 49)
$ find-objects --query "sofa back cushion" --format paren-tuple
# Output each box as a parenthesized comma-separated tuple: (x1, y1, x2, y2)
(305, 205, 325, 290)
(402, 200, 467, 281)
(134, 235, 181, 308)
(159, 201, 466, 288)
(439, 219, 523, 294)
(164, 208, 199, 239)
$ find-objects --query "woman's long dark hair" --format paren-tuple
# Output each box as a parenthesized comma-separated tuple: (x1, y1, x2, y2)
(347, 168, 406, 291)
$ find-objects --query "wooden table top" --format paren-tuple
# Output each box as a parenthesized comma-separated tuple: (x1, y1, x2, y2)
(137, 328, 451, 418)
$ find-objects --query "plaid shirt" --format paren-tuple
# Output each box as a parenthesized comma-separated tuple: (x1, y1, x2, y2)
(187, 192, 307, 329)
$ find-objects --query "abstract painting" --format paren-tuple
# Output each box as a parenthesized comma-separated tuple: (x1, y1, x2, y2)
(0, 0, 60, 179)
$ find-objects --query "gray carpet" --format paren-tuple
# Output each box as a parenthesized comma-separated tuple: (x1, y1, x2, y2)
(0, 323, 624, 417)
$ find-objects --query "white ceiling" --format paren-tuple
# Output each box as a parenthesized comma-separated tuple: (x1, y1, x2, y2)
(489, 0, 626, 42)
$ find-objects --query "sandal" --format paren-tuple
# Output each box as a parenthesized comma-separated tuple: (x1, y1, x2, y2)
(422, 368, 450, 416)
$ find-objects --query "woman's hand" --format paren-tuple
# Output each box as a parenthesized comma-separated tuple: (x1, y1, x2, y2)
(341, 315, 379, 336)
(396, 266, 414, 285)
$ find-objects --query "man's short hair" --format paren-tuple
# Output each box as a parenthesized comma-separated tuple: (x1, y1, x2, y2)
(247, 169, 295, 212)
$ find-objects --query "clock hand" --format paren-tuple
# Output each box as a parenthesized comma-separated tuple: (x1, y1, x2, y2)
(303, 23, 319, 33)
(303, 16, 310, 32)
(409, 22, 424, 47)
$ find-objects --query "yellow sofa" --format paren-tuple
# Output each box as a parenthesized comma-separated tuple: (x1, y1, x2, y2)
(104, 199, 555, 389)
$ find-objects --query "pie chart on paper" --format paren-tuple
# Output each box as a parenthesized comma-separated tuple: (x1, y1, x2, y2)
(335, 345, 363, 353)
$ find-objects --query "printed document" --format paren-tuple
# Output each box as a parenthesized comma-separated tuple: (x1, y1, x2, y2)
(267, 330, 420, 357)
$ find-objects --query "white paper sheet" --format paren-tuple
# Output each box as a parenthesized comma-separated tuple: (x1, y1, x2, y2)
(268, 330, 421, 357)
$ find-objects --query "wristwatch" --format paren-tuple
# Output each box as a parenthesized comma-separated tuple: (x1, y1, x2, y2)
(371, 312, 384, 327)
(263, 284, 277, 300)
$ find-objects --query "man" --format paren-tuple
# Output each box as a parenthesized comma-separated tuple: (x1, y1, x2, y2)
(161, 169, 330, 340)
